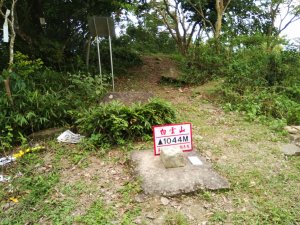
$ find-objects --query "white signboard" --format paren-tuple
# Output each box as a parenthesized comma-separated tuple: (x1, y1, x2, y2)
(3, 10, 10, 43)
(153, 123, 193, 156)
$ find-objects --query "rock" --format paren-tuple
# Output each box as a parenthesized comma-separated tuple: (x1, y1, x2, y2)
(146, 213, 156, 220)
(160, 148, 186, 168)
(134, 217, 143, 224)
(131, 150, 230, 196)
(280, 144, 300, 156)
(289, 134, 300, 142)
(134, 194, 147, 203)
(160, 197, 170, 205)
(284, 126, 300, 134)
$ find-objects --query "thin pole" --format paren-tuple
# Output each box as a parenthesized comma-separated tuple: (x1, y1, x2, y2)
(86, 35, 91, 71)
(93, 17, 102, 78)
(96, 37, 102, 77)
(107, 18, 114, 92)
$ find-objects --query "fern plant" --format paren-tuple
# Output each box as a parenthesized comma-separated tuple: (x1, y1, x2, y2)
(76, 99, 176, 148)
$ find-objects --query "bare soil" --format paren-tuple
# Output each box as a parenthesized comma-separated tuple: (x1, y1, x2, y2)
(2, 55, 299, 224)
(55, 55, 298, 224)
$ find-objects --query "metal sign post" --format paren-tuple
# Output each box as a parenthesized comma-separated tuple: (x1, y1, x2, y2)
(88, 16, 115, 91)
(107, 18, 114, 92)
(93, 17, 102, 79)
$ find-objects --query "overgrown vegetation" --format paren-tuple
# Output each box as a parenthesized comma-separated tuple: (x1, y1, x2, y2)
(221, 43, 300, 126)
(0, 52, 107, 151)
(1, 0, 300, 224)
(179, 36, 300, 127)
(76, 99, 176, 149)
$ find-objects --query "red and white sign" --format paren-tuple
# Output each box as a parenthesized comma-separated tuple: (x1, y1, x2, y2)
(152, 123, 193, 156)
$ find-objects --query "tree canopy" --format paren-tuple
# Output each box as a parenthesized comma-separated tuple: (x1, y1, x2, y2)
(1, 0, 131, 69)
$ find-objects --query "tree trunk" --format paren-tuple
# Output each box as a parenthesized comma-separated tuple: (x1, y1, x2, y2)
(215, 0, 224, 39)
(4, 78, 12, 102)
(1, 0, 18, 104)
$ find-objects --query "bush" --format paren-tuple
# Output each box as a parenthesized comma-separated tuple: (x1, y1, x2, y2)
(0, 52, 107, 151)
(222, 88, 300, 124)
(87, 39, 143, 75)
(181, 41, 229, 84)
(75, 99, 176, 148)
(219, 44, 300, 127)
(125, 25, 177, 54)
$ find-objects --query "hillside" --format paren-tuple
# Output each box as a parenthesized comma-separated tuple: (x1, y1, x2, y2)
(1, 55, 299, 225)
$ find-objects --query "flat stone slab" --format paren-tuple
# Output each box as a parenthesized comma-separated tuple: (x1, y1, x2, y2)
(131, 150, 230, 196)
(281, 144, 300, 156)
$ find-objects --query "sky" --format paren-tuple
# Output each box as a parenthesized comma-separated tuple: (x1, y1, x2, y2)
(279, 20, 300, 40)
(276, 2, 300, 40)
(116, 3, 300, 42)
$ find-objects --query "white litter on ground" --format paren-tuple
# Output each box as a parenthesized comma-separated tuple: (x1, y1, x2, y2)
(0, 175, 10, 182)
(0, 156, 16, 166)
(188, 156, 203, 166)
(57, 130, 84, 144)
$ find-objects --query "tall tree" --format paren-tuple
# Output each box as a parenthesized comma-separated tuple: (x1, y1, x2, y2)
(149, 0, 199, 55)
(6, 0, 131, 69)
(260, 0, 300, 37)
(214, 0, 231, 39)
(1, 0, 18, 103)
(257, 0, 300, 49)
(184, 0, 231, 39)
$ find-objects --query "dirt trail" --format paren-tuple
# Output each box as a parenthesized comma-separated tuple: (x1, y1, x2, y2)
(111, 56, 298, 224)
(23, 55, 298, 224)
(116, 55, 181, 93)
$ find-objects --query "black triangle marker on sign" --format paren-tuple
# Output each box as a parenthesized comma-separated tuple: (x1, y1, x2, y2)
(158, 139, 163, 145)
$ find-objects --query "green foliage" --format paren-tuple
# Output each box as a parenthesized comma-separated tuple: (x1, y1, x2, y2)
(0, 125, 14, 150)
(181, 41, 229, 84)
(13, 0, 130, 71)
(118, 180, 141, 204)
(67, 72, 107, 107)
(210, 211, 228, 223)
(222, 88, 300, 124)
(75, 200, 115, 224)
(98, 40, 143, 74)
(76, 99, 176, 148)
(0, 153, 60, 224)
(164, 211, 189, 225)
(0, 53, 107, 151)
(221, 46, 300, 126)
(13, 52, 44, 77)
(125, 24, 177, 54)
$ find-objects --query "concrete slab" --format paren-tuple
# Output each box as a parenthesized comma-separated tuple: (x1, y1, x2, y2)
(131, 150, 230, 196)
(281, 144, 300, 156)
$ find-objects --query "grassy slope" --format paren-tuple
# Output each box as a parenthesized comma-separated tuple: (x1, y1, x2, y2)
(1, 55, 299, 224)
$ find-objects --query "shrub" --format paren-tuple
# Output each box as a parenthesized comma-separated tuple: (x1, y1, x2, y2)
(87, 39, 143, 75)
(180, 42, 229, 84)
(220, 45, 300, 126)
(222, 87, 300, 125)
(75, 99, 176, 148)
(125, 25, 177, 54)
(0, 52, 107, 151)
